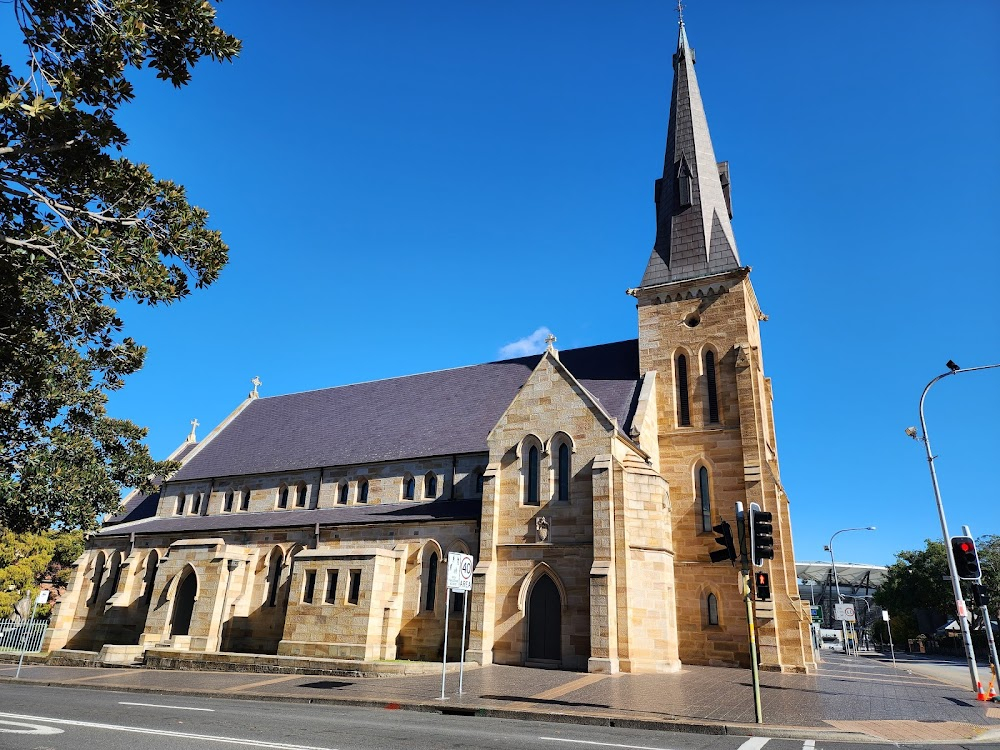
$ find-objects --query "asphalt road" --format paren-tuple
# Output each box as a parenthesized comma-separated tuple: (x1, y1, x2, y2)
(0, 682, 989, 750)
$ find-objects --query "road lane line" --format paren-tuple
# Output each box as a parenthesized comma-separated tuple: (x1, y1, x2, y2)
(0, 711, 336, 750)
(736, 739, 770, 750)
(0, 719, 63, 734)
(803, 741, 815, 749)
(539, 738, 672, 750)
(119, 701, 215, 711)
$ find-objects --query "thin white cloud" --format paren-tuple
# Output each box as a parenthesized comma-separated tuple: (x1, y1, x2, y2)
(499, 326, 553, 358)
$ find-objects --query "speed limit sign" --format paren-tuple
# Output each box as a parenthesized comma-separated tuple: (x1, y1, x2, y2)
(447, 552, 474, 592)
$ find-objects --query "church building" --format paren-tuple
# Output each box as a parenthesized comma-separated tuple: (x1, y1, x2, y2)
(44, 20, 816, 674)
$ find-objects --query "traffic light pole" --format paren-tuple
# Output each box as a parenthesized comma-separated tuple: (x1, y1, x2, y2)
(964, 526, 1000, 689)
(736, 503, 763, 724)
(918, 370, 982, 693)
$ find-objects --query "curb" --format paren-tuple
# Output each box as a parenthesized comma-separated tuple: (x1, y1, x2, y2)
(0, 675, 879, 743)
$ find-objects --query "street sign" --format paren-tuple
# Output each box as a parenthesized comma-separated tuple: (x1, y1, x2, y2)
(35, 590, 49, 605)
(834, 603, 856, 623)
(881, 610, 890, 622)
(447, 552, 474, 592)
(810, 605, 822, 622)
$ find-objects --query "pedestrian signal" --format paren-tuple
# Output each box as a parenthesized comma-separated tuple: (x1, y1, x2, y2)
(951, 536, 980, 580)
(754, 571, 771, 601)
(709, 521, 736, 565)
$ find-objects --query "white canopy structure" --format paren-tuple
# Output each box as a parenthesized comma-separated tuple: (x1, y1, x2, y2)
(796, 562, 888, 590)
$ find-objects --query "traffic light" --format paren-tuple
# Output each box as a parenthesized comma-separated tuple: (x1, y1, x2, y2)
(749, 503, 774, 566)
(709, 521, 736, 565)
(754, 571, 771, 601)
(951, 536, 980, 579)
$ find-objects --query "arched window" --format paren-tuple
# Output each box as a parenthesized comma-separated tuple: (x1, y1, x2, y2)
(108, 551, 123, 597)
(707, 592, 719, 625)
(358, 480, 369, 504)
(143, 550, 159, 604)
(338, 483, 349, 505)
(705, 350, 720, 424)
(403, 476, 415, 500)
(266, 551, 283, 607)
(698, 466, 712, 532)
(89, 552, 106, 605)
(424, 552, 438, 611)
(240, 489, 250, 511)
(676, 354, 691, 426)
(475, 471, 484, 495)
(424, 472, 437, 498)
(277, 485, 288, 509)
(175, 493, 186, 516)
(526, 446, 540, 505)
(295, 483, 308, 508)
(191, 493, 201, 514)
(557, 443, 570, 502)
(224, 490, 234, 513)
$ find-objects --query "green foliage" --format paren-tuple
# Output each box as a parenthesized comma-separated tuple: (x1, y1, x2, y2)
(0, 528, 84, 617)
(0, 1, 241, 531)
(875, 535, 1000, 639)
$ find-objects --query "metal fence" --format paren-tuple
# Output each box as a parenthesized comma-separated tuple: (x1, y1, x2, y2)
(0, 618, 48, 653)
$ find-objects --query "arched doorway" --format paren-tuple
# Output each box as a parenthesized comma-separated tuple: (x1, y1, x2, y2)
(171, 571, 197, 637)
(527, 575, 561, 662)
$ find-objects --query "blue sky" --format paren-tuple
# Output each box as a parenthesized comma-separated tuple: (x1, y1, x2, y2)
(6, 1, 998, 566)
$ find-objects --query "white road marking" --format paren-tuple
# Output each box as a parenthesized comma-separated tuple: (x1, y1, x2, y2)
(803, 741, 815, 750)
(0, 711, 335, 750)
(119, 701, 215, 711)
(539, 738, 673, 750)
(736, 739, 771, 750)
(0, 719, 63, 735)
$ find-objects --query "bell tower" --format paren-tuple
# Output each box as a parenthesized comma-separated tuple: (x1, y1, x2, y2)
(633, 19, 815, 672)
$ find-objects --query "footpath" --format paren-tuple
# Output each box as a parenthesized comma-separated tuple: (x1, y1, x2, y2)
(2, 650, 999, 744)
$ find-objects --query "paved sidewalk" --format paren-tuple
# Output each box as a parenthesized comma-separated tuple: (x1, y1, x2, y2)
(2, 651, 999, 743)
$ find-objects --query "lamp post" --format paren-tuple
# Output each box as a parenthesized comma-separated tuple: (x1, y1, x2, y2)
(825, 527, 876, 656)
(909, 361, 1000, 693)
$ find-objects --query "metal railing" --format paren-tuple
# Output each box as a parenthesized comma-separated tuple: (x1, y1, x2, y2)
(0, 618, 48, 653)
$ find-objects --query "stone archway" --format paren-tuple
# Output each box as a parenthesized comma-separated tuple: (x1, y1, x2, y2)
(527, 575, 561, 662)
(170, 570, 198, 637)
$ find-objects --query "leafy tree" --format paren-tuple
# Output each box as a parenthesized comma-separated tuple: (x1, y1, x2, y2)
(875, 536, 1000, 642)
(0, 1, 241, 532)
(0, 528, 83, 617)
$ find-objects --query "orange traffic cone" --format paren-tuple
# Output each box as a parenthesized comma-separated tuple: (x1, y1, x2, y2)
(989, 682, 998, 700)
(976, 682, 987, 701)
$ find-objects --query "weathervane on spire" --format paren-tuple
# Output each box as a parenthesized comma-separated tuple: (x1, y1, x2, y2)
(249, 375, 261, 399)
(677, 0, 685, 26)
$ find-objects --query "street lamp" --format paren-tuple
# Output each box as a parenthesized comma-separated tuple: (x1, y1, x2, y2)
(907, 360, 1000, 693)
(825, 526, 876, 656)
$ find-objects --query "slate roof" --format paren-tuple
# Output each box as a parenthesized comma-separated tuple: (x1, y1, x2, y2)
(97, 499, 482, 538)
(641, 21, 741, 288)
(170, 340, 642, 482)
(104, 441, 201, 525)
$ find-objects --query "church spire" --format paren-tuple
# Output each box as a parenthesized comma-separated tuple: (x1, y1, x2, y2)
(639, 18, 741, 289)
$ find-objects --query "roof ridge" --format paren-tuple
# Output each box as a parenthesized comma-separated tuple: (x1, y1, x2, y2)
(255, 338, 640, 401)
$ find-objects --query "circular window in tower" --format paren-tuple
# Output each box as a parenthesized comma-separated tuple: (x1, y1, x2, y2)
(684, 314, 701, 328)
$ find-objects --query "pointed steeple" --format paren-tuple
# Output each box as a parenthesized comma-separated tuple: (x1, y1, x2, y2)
(639, 19, 741, 289)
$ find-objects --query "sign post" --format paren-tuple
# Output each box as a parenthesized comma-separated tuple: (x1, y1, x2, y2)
(882, 609, 896, 667)
(441, 552, 474, 699)
(15, 589, 46, 679)
(735, 502, 763, 724)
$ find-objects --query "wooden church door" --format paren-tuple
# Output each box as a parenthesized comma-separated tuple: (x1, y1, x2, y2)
(527, 575, 561, 662)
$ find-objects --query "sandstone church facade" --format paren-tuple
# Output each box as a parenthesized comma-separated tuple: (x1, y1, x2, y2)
(44, 22, 816, 674)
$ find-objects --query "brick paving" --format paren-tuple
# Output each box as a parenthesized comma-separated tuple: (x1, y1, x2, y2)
(2, 651, 999, 742)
